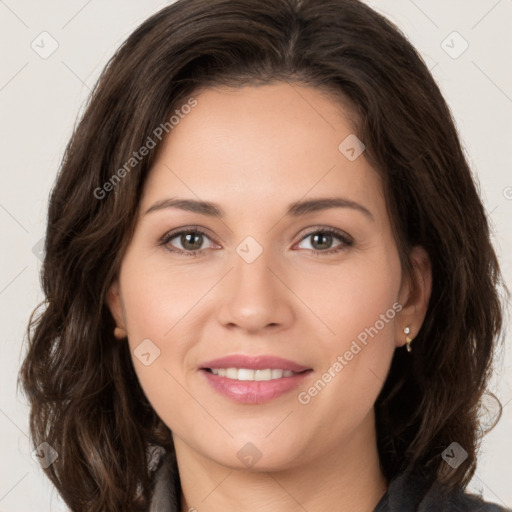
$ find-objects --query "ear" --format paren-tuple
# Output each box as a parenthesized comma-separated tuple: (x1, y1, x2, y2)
(395, 245, 432, 348)
(105, 279, 127, 340)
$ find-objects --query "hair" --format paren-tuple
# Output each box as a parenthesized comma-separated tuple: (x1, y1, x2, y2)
(18, 0, 508, 510)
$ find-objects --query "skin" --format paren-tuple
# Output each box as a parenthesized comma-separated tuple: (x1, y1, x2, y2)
(107, 82, 432, 512)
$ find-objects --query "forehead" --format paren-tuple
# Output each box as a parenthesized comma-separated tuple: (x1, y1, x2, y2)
(141, 83, 385, 225)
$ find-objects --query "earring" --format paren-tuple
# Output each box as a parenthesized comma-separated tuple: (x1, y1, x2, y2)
(403, 326, 413, 352)
(114, 326, 127, 339)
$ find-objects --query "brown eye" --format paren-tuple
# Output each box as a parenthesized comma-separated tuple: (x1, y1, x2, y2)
(178, 232, 204, 251)
(296, 228, 353, 254)
(310, 232, 335, 250)
(160, 228, 217, 256)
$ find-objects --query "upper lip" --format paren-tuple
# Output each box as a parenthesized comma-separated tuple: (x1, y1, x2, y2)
(200, 355, 312, 373)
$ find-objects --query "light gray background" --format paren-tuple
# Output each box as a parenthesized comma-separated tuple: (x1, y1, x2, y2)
(0, 1, 511, 510)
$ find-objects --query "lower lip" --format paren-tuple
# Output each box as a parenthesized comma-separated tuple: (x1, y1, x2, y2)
(201, 369, 312, 404)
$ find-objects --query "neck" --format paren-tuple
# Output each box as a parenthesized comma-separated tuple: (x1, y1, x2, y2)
(174, 411, 387, 512)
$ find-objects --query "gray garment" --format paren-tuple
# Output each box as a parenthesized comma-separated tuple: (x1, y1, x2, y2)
(149, 451, 511, 512)
(373, 468, 511, 512)
(149, 450, 180, 512)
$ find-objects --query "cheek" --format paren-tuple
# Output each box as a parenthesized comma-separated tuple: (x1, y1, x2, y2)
(295, 243, 401, 349)
(338, 262, 399, 351)
(294, 246, 400, 412)
(119, 289, 196, 435)
(117, 253, 207, 411)
(119, 248, 215, 345)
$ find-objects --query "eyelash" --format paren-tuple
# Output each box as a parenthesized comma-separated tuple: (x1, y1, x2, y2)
(158, 226, 354, 257)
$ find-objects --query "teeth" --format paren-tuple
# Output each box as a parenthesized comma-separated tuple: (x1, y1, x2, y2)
(225, 368, 238, 379)
(209, 368, 296, 381)
(271, 369, 284, 379)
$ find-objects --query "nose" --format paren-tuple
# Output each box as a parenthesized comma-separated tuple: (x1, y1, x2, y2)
(216, 247, 295, 334)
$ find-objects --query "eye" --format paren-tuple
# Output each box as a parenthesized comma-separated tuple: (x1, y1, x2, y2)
(159, 226, 353, 257)
(295, 228, 353, 255)
(159, 227, 219, 256)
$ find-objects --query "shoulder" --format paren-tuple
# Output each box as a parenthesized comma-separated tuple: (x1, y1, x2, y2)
(375, 468, 511, 512)
(440, 487, 511, 512)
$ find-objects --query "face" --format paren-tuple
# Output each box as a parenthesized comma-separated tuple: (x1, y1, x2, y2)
(107, 83, 431, 471)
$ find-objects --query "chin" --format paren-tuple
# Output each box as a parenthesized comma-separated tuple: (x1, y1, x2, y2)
(197, 435, 309, 473)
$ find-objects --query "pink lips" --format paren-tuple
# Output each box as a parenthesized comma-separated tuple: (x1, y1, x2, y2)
(199, 354, 313, 405)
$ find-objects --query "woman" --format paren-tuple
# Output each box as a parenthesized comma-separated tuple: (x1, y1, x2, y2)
(18, 0, 510, 510)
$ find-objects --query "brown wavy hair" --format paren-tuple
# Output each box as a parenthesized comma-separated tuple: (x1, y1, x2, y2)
(18, 0, 508, 510)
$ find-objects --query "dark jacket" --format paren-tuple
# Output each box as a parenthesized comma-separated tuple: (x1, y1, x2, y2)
(148, 451, 511, 511)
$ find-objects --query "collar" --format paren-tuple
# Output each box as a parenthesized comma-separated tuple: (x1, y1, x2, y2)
(149, 449, 180, 512)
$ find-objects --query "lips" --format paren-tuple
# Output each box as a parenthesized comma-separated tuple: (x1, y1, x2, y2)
(199, 354, 313, 404)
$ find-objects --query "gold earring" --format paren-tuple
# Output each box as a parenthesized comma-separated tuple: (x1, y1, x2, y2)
(114, 326, 127, 339)
(403, 326, 413, 352)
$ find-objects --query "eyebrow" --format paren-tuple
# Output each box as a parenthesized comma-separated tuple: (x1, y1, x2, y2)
(145, 197, 374, 222)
